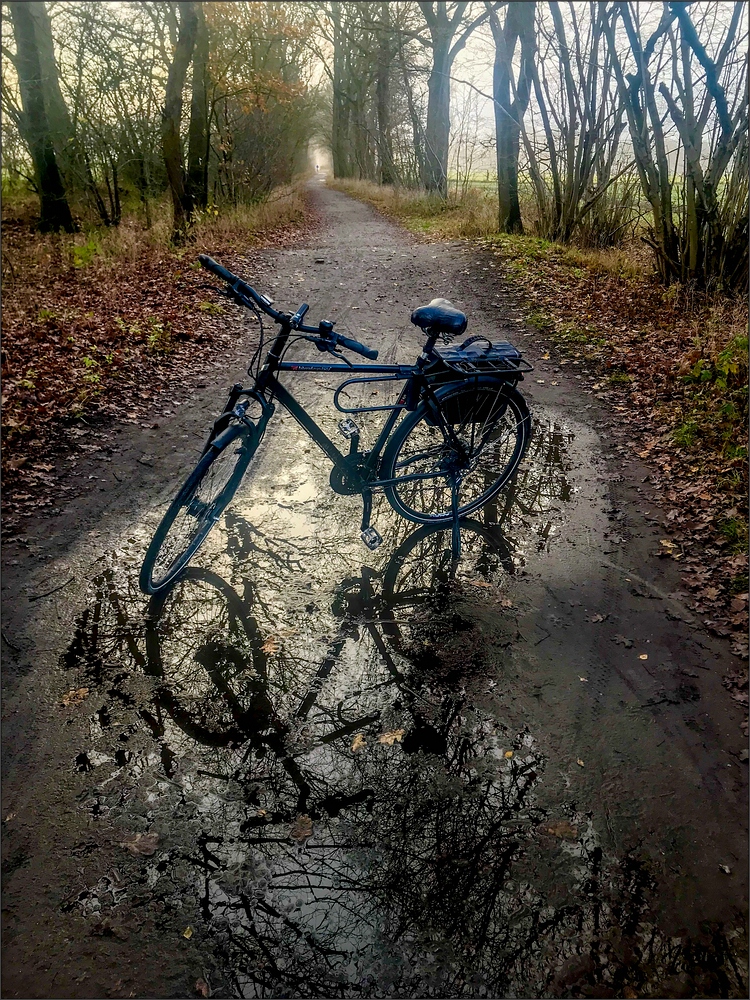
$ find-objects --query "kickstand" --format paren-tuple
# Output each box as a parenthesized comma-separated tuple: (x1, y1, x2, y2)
(450, 479, 461, 567)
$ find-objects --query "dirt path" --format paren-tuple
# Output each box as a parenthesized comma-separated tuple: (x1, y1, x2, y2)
(2, 181, 747, 999)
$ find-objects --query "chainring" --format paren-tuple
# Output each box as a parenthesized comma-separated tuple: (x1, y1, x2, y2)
(329, 464, 364, 496)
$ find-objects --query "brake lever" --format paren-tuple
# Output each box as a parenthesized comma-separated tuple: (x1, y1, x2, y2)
(315, 338, 351, 366)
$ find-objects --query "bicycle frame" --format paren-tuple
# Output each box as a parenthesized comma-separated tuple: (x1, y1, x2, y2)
(212, 318, 461, 496)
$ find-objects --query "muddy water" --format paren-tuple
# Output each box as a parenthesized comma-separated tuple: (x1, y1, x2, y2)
(60, 401, 746, 999)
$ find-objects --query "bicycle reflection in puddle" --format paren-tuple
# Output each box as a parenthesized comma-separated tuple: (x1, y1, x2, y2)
(61, 420, 744, 998)
(62, 529, 743, 998)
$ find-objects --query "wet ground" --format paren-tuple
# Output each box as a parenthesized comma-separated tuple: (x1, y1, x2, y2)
(2, 183, 747, 999)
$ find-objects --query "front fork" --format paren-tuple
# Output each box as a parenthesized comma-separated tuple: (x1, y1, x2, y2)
(201, 382, 274, 456)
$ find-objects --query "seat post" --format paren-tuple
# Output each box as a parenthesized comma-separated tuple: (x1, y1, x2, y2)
(419, 331, 439, 367)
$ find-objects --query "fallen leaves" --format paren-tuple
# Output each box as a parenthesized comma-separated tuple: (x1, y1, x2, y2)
(289, 814, 313, 844)
(576, 759, 585, 767)
(639, 654, 649, 660)
(117, 831, 159, 856)
(722, 670, 748, 707)
(1, 212, 314, 531)
(613, 634, 634, 648)
(182, 926, 193, 939)
(350, 733, 366, 752)
(586, 613, 608, 623)
(378, 729, 405, 745)
(658, 538, 682, 560)
(60, 687, 89, 707)
(195, 979, 210, 998)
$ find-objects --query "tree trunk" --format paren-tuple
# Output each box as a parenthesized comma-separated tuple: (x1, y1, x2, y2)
(422, 35, 451, 195)
(25, 1, 79, 185)
(376, 2, 394, 185)
(490, 2, 535, 233)
(331, 2, 352, 178)
(162, 0, 198, 239)
(187, 1, 209, 210)
(8, 1, 75, 232)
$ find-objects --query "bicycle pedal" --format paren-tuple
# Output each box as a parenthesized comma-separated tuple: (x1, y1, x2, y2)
(360, 527, 382, 550)
(338, 418, 360, 439)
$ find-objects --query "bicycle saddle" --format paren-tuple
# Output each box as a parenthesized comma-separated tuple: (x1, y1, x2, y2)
(410, 298, 467, 336)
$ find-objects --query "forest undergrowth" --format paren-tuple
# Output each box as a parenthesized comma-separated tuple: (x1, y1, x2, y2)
(332, 178, 749, 699)
(1, 184, 312, 527)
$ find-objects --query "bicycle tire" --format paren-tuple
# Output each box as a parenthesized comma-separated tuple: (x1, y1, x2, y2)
(139, 424, 256, 594)
(382, 518, 515, 606)
(381, 378, 531, 524)
(144, 568, 269, 747)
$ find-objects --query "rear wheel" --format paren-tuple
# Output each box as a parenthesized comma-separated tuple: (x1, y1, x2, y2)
(140, 424, 256, 594)
(381, 378, 531, 524)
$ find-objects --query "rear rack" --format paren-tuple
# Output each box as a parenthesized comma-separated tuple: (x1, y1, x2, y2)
(440, 355, 534, 376)
(435, 340, 533, 378)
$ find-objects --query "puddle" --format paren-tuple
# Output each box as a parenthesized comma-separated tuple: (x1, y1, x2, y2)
(58, 416, 747, 998)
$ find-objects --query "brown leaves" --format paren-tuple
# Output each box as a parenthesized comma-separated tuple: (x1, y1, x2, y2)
(117, 831, 159, 856)
(60, 687, 89, 707)
(378, 729, 405, 745)
(289, 814, 313, 844)
(543, 819, 578, 839)
(0, 215, 309, 527)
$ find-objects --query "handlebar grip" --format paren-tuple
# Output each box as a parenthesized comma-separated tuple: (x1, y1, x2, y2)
(335, 334, 379, 360)
(198, 254, 237, 284)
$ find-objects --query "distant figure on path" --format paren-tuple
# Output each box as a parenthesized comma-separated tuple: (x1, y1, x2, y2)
(316, 164, 320, 172)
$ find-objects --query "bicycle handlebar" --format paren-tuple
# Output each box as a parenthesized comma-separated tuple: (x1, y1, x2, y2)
(331, 333, 379, 360)
(198, 254, 379, 360)
(198, 254, 283, 322)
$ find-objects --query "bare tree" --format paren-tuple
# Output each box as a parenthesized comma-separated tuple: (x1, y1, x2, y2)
(187, 1, 209, 211)
(415, 1, 498, 195)
(162, 0, 198, 239)
(604, 1, 748, 288)
(488, 1, 535, 232)
(6, 1, 74, 231)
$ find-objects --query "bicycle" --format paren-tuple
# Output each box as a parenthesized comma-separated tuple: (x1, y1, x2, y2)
(139, 254, 533, 595)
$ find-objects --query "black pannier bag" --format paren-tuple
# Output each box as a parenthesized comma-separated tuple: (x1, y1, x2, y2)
(425, 337, 532, 424)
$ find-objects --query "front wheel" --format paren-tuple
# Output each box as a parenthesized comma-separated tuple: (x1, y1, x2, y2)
(140, 424, 257, 594)
(381, 378, 531, 524)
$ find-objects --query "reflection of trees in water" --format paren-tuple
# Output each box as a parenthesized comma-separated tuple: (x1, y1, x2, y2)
(485, 420, 574, 564)
(61, 552, 741, 997)
(62, 528, 746, 998)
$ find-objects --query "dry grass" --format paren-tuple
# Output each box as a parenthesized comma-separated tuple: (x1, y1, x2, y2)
(1, 184, 308, 275)
(327, 178, 500, 239)
(193, 185, 307, 247)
